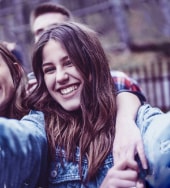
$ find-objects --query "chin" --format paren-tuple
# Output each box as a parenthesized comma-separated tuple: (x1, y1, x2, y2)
(61, 99, 81, 112)
(64, 107, 79, 112)
(63, 104, 80, 112)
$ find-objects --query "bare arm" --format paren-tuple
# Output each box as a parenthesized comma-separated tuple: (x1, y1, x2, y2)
(113, 92, 147, 169)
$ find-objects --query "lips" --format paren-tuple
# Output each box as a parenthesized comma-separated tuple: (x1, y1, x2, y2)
(59, 84, 79, 95)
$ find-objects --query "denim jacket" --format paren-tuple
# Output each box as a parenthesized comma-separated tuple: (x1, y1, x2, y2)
(48, 104, 170, 188)
(1, 105, 169, 188)
(49, 147, 113, 188)
(0, 110, 48, 188)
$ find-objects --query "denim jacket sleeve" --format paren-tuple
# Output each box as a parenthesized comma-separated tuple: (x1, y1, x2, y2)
(136, 104, 170, 188)
(0, 110, 48, 188)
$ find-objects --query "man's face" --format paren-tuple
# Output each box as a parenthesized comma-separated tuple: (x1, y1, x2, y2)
(32, 13, 68, 43)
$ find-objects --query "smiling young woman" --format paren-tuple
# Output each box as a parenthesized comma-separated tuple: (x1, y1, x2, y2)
(29, 3, 149, 172)
(26, 22, 170, 188)
(27, 22, 146, 187)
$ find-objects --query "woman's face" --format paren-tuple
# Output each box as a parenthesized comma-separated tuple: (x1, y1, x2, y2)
(42, 39, 84, 111)
(0, 54, 15, 111)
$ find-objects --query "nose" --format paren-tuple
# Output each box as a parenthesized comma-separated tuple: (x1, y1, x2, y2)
(55, 68, 69, 83)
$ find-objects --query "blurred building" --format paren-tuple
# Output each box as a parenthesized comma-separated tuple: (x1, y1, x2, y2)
(0, 0, 170, 111)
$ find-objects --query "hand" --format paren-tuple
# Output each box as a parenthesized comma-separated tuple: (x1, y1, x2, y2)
(113, 119, 147, 170)
(100, 159, 145, 188)
(26, 78, 37, 95)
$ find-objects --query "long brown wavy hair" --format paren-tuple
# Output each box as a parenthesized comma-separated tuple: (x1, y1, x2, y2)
(0, 43, 29, 119)
(27, 22, 117, 180)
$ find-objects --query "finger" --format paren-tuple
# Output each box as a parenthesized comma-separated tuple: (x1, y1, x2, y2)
(110, 178, 137, 188)
(113, 169, 138, 180)
(126, 159, 139, 171)
(137, 142, 148, 169)
(136, 179, 145, 188)
(114, 158, 138, 171)
(116, 158, 139, 171)
(113, 159, 128, 170)
(103, 170, 138, 188)
(100, 175, 136, 188)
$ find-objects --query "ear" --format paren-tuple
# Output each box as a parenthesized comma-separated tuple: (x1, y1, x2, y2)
(13, 62, 23, 79)
(13, 62, 23, 72)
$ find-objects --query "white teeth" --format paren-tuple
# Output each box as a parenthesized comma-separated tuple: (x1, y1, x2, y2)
(60, 85, 78, 95)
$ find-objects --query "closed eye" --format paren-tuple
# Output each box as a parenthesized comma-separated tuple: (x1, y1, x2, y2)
(43, 66, 56, 74)
(35, 29, 44, 37)
(63, 60, 73, 67)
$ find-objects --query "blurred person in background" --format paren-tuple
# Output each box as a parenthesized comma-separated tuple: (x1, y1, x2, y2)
(29, 2, 147, 170)
(2, 41, 30, 73)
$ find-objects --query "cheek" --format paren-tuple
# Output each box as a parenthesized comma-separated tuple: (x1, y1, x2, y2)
(44, 75, 55, 92)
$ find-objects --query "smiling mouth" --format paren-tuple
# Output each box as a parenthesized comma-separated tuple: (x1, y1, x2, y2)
(60, 84, 79, 95)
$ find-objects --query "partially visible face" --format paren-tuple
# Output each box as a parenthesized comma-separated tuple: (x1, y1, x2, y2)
(32, 13, 68, 43)
(0, 55, 15, 111)
(42, 39, 84, 111)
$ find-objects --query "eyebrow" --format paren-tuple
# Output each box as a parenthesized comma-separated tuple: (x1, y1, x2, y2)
(42, 55, 69, 67)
